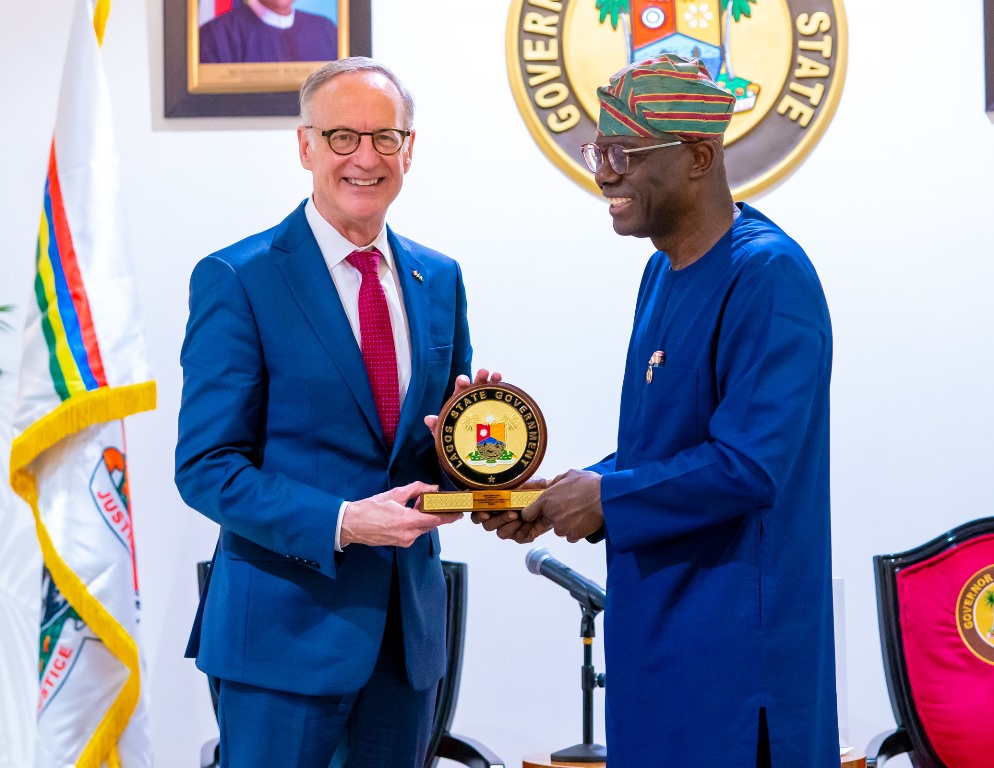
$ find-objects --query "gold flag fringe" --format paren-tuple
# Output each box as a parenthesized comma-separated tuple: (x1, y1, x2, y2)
(10, 382, 156, 477)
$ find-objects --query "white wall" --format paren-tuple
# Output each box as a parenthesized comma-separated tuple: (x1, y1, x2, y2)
(1, 1, 992, 766)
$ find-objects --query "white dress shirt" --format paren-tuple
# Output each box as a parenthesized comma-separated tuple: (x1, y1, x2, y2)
(304, 198, 413, 550)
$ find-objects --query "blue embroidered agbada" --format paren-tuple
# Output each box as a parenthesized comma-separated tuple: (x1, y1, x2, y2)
(590, 203, 839, 766)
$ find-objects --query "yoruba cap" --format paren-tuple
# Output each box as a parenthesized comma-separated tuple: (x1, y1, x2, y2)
(597, 54, 735, 140)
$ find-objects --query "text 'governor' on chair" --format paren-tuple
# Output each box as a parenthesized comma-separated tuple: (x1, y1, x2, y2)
(868, 517, 994, 768)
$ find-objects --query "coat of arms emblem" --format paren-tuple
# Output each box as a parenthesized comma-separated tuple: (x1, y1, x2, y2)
(507, 0, 847, 198)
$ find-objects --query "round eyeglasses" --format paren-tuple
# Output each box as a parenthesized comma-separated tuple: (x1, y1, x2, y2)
(580, 139, 684, 175)
(305, 127, 412, 156)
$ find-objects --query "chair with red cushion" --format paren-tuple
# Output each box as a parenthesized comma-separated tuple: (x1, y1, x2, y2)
(867, 517, 994, 767)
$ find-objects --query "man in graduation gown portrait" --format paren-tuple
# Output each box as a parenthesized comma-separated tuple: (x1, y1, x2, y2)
(199, 0, 337, 64)
(478, 55, 839, 767)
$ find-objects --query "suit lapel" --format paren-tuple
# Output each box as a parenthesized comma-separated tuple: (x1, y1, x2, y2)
(389, 229, 429, 461)
(273, 204, 383, 444)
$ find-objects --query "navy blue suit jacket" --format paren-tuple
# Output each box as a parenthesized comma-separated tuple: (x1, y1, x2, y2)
(176, 201, 471, 695)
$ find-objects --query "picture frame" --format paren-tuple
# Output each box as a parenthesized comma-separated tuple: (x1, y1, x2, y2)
(164, 0, 371, 118)
(986, 0, 994, 120)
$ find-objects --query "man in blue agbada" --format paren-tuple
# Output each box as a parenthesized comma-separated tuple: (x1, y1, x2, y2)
(477, 55, 839, 766)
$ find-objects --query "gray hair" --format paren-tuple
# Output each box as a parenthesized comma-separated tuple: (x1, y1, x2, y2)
(299, 57, 415, 128)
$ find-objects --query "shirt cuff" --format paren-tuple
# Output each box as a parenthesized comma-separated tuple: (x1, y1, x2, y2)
(335, 500, 349, 552)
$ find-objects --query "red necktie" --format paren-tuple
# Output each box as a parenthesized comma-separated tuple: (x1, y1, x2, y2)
(346, 248, 400, 446)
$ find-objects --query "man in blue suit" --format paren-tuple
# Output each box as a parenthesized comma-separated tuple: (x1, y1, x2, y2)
(175, 57, 473, 767)
(481, 56, 839, 766)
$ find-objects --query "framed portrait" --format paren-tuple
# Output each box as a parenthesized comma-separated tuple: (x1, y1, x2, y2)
(986, 0, 994, 120)
(164, 0, 371, 118)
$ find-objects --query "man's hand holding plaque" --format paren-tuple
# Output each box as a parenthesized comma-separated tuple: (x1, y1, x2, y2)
(423, 370, 549, 521)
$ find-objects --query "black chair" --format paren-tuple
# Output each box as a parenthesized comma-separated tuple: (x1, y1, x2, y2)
(866, 517, 994, 767)
(196, 559, 503, 768)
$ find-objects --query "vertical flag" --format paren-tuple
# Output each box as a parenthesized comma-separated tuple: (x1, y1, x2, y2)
(8, 0, 156, 766)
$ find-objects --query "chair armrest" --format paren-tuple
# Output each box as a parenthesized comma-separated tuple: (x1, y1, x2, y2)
(200, 736, 219, 768)
(437, 733, 505, 768)
(865, 728, 912, 767)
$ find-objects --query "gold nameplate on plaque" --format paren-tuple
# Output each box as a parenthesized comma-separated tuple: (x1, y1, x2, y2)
(422, 489, 545, 512)
(422, 382, 547, 513)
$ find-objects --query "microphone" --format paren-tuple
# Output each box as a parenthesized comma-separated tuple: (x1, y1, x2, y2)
(526, 548, 605, 614)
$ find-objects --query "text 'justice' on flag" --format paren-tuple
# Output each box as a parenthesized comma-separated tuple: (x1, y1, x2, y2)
(8, 0, 156, 765)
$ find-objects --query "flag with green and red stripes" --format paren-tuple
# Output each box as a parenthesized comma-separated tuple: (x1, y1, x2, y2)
(10, 0, 156, 765)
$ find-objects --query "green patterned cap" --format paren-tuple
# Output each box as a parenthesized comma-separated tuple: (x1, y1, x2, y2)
(597, 54, 735, 140)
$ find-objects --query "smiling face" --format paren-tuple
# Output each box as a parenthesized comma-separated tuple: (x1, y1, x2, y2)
(594, 132, 692, 243)
(298, 71, 414, 245)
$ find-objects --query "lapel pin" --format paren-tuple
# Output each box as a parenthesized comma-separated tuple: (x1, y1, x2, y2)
(646, 350, 665, 384)
(412, 270, 423, 283)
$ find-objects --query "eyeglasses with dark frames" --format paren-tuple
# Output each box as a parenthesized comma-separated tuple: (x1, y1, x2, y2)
(580, 139, 684, 175)
(304, 127, 412, 156)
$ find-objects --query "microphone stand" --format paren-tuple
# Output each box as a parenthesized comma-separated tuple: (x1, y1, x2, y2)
(551, 604, 607, 763)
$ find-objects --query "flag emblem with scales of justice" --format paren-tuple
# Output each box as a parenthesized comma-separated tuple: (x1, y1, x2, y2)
(8, 0, 156, 764)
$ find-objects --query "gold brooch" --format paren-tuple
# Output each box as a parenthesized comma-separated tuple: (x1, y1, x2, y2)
(646, 350, 665, 384)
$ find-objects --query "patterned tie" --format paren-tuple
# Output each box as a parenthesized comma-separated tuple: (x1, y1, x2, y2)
(346, 248, 400, 446)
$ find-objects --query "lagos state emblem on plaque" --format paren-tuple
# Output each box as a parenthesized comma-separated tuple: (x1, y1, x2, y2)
(422, 382, 548, 513)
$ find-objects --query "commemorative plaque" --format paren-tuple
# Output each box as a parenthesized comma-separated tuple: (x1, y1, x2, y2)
(422, 382, 548, 513)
